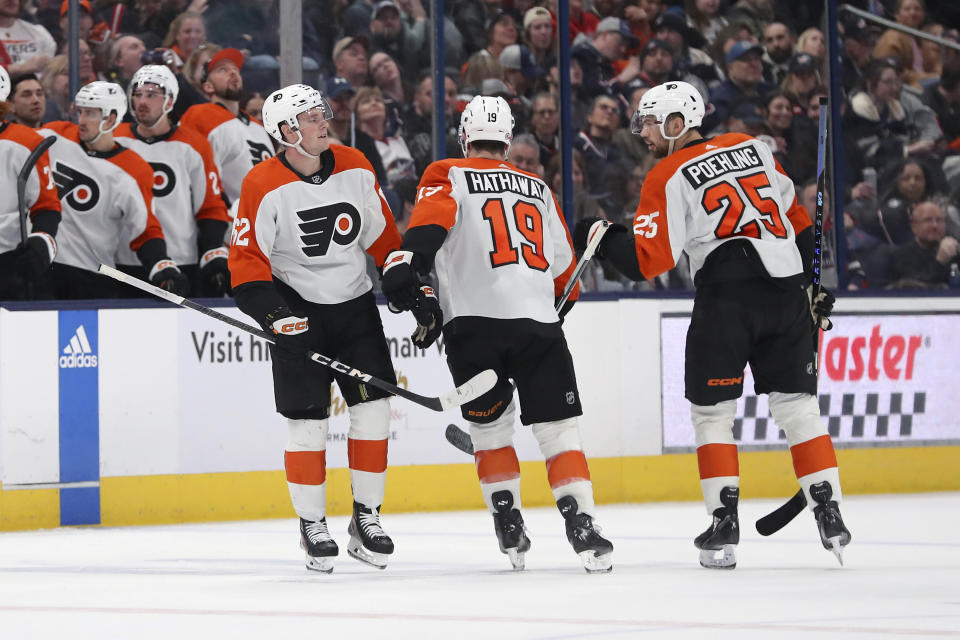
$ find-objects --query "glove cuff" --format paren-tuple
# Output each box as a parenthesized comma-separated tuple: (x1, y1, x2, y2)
(28, 231, 57, 263)
(419, 284, 437, 300)
(265, 307, 308, 335)
(149, 259, 178, 280)
(382, 250, 413, 274)
(200, 246, 229, 268)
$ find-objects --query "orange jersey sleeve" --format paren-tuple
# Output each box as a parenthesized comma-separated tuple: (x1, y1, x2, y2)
(408, 159, 460, 231)
(4, 123, 62, 217)
(632, 167, 681, 280)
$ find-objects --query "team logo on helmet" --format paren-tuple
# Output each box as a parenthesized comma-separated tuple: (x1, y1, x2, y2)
(149, 162, 177, 198)
(53, 161, 101, 211)
(296, 202, 362, 257)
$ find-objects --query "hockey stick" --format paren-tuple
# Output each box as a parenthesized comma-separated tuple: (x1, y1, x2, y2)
(16, 136, 57, 300)
(444, 220, 612, 456)
(755, 97, 828, 536)
(97, 264, 497, 412)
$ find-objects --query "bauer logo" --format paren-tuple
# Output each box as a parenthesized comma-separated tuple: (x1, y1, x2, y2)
(60, 324, 98, 369)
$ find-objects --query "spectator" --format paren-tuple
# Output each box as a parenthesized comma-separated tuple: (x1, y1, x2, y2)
(572, 16, 640, 100)
(547, 55, 587, 131)
(545, 148, 606, 224)
(333, 35, 370, 90)
(499, 43, 545, 98)
(704, 40, 773, 132)
(8, 73, 45, 128)
(482, 10, 519, 62)
(873, 0, 939, 89)
(241, 91, 265, 122)
(562, 0, 600, 43)
(450, 0, 495, 55)
(726, 99, 766, 136)
(355, 86, 417, 217)
(528, 90, 559, 167)
(183, 43, 214, 92)
(323, 76, 390, 188)
(40, 55, 70, 122)
(573, 94, 624, 199)
(923, 59, 960, 178)
(685, 0, 728, 46)
(522, 6, 555, 69)
(402, 71, 460, 174)
(57, 37, 96, 84)
(639, 38, 674, 86)
(762, 22, 795, 85)
(839, 14, 877, 95)
(161, 10, 206, 69)
(651, 10, 717, 92)
(762, 89, 816, 183)
(368, 50, 407, 136)
(725, 0, 774, 40)
(509, 133, 544, 178)
(342, 0, 377, 38)
(887, 201, 960, 289)
(58, 0, 94, 42)
(1, 0, 56, 76)
(462, 50, 503, 91)
(105, 34, 147, 87)
(368, 0, 428, 81)
(781, 52, 820, 115)
(795, 27, 825, 67)
(613, 83, 653, 165)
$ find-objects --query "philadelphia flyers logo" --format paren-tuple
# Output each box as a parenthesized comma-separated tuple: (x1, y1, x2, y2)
(296, 202, 362, 257)
(149, 162, 176, 198)
(248, 140, 274, 165)
(53, 161, 101, 212)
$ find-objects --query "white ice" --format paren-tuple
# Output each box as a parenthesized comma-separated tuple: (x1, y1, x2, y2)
(1, 493, 958, 639)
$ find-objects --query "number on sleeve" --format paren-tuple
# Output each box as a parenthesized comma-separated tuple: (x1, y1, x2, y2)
(230, 217, 250, 246)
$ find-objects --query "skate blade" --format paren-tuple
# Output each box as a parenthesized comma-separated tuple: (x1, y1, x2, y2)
(698, 544, 737, 569)
(347, 537, 390, 569)
(579, 550, 613, 573)
(305, 555, 335, 573)
(506, 548, 526, 571)
(827, 536, 844, 566)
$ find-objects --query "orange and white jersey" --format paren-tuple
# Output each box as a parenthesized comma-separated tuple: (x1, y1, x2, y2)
(39, 122, 164, 272)
(407, 158, 578, 324)
(114, 123, 229, 265)
(0, 121, 60, 252)
(229, 145, 401, 304)
(179, 102, 274, 206)
(630, 133, 811, 282)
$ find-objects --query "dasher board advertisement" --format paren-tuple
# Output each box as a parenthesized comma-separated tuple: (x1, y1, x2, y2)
(661, 313, 960, 451)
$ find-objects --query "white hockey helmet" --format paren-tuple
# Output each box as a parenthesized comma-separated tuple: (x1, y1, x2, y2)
(458, 95, 515, 158)
(0, 65, 10, 102)
(129, 64, 179, 118)
(75, 81, 127, 141)
(262, 83, 333, 157)
(630, 80, 705, 140)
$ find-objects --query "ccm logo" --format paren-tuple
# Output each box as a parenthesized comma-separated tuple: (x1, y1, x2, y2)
(707, 376, 743, 386)
(280, 321, 308, 333)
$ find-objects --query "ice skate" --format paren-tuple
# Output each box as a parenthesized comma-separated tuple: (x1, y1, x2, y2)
(300, 517, 338, 573)
(810, 481, 851, 566)
(491, 490, 531, 570)
(347, 502, 394, 569)
(694, 486, 739, 569)
(557, 496, 613, 573)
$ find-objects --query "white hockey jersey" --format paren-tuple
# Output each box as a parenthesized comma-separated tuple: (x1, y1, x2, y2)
(179, 102, 274, 207)
(407, 158, 579, 325)
(0, 121, 60, 252)
(114, 123, 229, 265)
(629, 132, 811, 281)
(40, 122, 164, 272)
(228, 145, 402, 304)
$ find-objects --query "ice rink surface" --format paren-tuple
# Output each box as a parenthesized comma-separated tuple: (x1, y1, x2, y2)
(1, 493, 958, 639)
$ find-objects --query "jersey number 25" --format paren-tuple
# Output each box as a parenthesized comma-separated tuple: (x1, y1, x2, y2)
(702, 172, 788, 240)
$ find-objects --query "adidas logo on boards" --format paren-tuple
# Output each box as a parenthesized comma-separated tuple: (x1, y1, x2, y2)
(59, 325, 98, 369)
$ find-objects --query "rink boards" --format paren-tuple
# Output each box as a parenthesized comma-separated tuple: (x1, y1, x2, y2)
(1, 296, 959, 531)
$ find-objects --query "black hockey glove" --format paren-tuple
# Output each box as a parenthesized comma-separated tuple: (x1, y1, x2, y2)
(572, 216, 616, 259)
(411, 285, 443, 349)
(199, 247, 230, 297)
(381, 250, 420, 311)
(264, 307, 312, 358)
(808, 285, 835, 331)
(149, 259, 190, 296)
(14, 232, 56, 281)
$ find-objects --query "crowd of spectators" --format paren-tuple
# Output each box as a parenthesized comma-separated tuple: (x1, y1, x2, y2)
(2, 0, 960, 297)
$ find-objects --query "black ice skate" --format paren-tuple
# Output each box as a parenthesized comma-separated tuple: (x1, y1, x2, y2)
(347, 502, 394, 569)
(491, 490, 531, 571)
(557, 495, 613, 573)
(300, 517, 338, 573)
(809, 481, 851, 566)
(694, 486, 739, 569)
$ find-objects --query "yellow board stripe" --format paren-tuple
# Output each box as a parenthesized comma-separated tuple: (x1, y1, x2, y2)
(2, 446, 958, 530)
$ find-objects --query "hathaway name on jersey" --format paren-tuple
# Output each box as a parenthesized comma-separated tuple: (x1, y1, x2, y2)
(464, 170, 547, 201)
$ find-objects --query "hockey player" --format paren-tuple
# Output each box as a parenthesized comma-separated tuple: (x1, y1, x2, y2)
(180, 48, 275, 210)
(41, 81, 187, 298)
(115, 65, 231, 297)
(0, 65, 61, 300)
(381, 95, 614, 573)
(228, 83, 403, 573)
(573, 81, 849, 567)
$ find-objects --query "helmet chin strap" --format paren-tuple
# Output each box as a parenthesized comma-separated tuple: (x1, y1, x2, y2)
(281, 126, 320, 160)
(659, 119, 689, 156)
(141, 99, 174, 129)
(89, 116, 117, 145)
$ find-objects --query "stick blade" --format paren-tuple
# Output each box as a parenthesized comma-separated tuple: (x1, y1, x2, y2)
(755, 489, 807, 536)
(444, 424, 474, 455)
(437, 368, 497, 410)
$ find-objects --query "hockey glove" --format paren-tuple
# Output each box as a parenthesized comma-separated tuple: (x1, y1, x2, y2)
(199, 247, 230, 297)
(572, 216, 616, 259)
(149, 259, 190, 296)
(411, 285, 443, 349)
(808, 285, 835, 331)
(381, 250, 420, 312)
(264, 307, 312, 358)
(14, 232, 56, 281)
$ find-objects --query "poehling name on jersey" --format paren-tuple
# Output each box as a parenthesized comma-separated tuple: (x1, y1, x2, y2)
(681, 145, 762, 188)
(464, 170, 546, 202)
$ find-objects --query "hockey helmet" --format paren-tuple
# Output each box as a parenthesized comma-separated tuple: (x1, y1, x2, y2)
(630, 80, 705, 140)
(129, 64, 180, 109)
(75, 81, 127, 134)
(262, 83, 333, 147)
(458, 95, 514, 158)
(0, 65, 9, 102)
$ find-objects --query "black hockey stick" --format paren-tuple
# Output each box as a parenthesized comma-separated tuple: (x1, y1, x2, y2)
(755, 97, 829, 536)
(98, 264, 497, 412)
(444, 220, 612, 456)
(16, 136, 57, 299)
